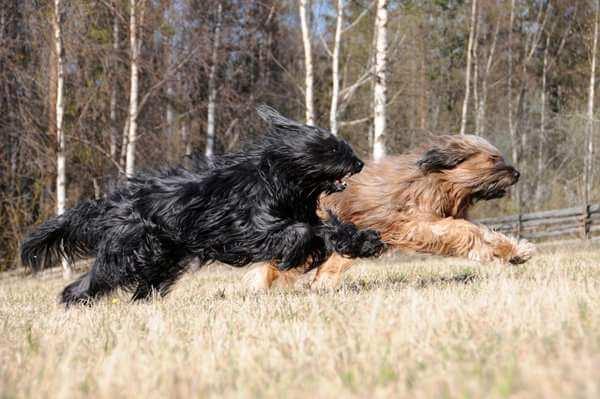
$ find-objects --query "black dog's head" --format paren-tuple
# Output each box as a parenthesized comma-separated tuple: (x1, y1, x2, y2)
(257, 105, 364, 195)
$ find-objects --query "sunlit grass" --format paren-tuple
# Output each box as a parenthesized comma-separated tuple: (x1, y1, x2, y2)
(1, 244, 600, 398)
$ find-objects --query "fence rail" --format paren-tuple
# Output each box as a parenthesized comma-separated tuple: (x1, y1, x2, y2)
(478, 204, 600, 240)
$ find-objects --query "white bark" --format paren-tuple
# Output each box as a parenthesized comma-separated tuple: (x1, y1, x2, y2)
(476, 16, 500, 134)
(585, 2, 599, 205)
(372, 0, 388, 161)
(535, 33, 550, 205)
(120, 119, 129, 170)
(125, 0, 140, 178)
(165, 39, 175, 141)
(53, 0, 71, 278)
(508, 0, 515, 164)
(110, 8, 119, 160)
(299, 0, 315, 125)
(507, 0, 520, 210)
(459, 0, 477, 135)
(182, 121, 191, 160)
(329, 0, 343, 136)
(472, 8, 480, 134)
(166, 84, 174, 137)
(205, 2, 222, 157)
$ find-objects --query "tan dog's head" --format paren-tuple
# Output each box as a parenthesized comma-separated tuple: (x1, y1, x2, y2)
(416, 135, 519, 202)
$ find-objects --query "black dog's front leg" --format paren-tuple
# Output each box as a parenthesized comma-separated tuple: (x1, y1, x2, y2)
(319, 213, 385, 258)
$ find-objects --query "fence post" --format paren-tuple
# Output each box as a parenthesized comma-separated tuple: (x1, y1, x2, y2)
(584, 204, 591, 240)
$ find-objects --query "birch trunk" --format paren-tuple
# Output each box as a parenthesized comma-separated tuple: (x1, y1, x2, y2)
(109, 7, 119, 160)
(477, 17, 500, 135)
(299, 0, 315, 125)
(535, 34, 550, 205)
(472, 8, 480, 134)
(418, 33, 428, 130)
(52, 0, 71, 278)
(459, 0, 477, 135)
(329, 0, 343, 136)
(205, 2, 222, 157)
(165, 41, 175, 159)
(182, 121, 191, 161)
(507, 0, 520, 214)
(125, 0, 140, 178)
(120, 119, 129, 171)
(585, 2, 599, 206)
(166, 82, 174, 137)
(372, 0, 388, 161)
(165, 42, 175, 141)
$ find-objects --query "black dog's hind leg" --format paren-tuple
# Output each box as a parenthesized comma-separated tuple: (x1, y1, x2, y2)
(60, 268, 116, 306)
(130, 263, 188, 302)
(130, 236, 192, 302)
(60, 231, 139, 306)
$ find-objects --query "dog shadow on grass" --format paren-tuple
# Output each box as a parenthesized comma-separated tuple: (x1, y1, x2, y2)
(338, 269, 482, 294)
(203, 269, 484, 302)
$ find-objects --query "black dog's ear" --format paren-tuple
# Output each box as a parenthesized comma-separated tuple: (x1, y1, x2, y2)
(256, 105, 303, 129)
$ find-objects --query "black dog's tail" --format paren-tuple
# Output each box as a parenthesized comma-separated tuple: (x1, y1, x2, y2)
(20, 200, 105, 271)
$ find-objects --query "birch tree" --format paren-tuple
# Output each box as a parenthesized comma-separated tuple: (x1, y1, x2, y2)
(329, 0, 343, 136)
(585, 2, 599, 206)
(508, 0, 515, 168)
(205, 2, 222, 157)
(535, 32, 550, 204)
(329, 1, 375, 130)
(109, 3, 119, 160)
(299, 0, 315, 125)
(472, 8, 480, 134)
(372, 0, 388, 161)
(459, 0, 477, 135)
(52, 0, 71, 277)
(475, 14, 500, 134)
(125, 0, 142, 178)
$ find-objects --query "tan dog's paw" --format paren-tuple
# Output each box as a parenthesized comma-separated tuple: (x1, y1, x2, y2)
(509, 239, 536, 264)
(310, 272, 341, 290)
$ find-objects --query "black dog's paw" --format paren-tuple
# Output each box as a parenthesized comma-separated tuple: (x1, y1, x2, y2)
(321, 212, 385, 259)
(332, 227, 385, 259)
(354, 229, 385, 258)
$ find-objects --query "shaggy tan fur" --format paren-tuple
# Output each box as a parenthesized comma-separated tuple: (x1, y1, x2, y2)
(245, 134, 536, 289)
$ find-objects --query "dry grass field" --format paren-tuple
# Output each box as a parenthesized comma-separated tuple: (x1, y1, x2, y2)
(2, 243, 600, 399)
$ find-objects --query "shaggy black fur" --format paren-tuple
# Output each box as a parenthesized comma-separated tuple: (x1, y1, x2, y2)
(21, 106, 384, 306)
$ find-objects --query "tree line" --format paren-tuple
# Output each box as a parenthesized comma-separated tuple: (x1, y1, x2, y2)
(0, 0, 598, 270)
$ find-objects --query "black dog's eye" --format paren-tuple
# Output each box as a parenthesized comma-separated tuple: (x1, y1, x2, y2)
(331, 147, 337, 153)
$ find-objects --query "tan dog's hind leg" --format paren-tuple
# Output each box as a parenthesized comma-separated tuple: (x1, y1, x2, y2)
(243, 262, 301, 291)
(311, 253, 354, 289)
(387, 218, 535, 264)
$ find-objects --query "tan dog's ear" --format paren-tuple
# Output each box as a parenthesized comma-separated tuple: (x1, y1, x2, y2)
(416, 139, 478, 173)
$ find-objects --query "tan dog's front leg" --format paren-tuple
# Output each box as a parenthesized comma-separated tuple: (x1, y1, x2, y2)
(243, 262, 280, 291)
(387, 218, 535, 264)
(311, 253, 354, 289)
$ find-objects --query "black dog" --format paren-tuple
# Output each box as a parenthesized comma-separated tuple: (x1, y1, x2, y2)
(21, 106, 384, 306)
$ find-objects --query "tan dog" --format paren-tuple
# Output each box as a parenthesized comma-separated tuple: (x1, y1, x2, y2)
(244, 134, 536, 290)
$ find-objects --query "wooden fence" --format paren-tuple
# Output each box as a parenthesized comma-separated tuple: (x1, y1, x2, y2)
(478, 204, 600, 241)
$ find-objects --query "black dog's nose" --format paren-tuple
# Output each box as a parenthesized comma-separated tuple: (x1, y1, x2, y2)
(354, 159, 364, 173)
